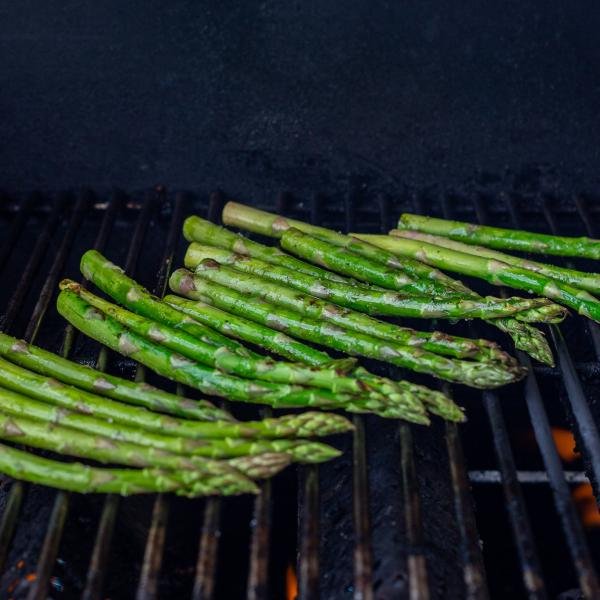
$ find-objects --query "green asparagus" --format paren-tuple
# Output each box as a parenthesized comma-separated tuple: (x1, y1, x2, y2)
(163, 295, 464, 422)
(388, 229, 600, 295)
(398, 213, 600, 260)
(350, 234, 600, 323)
(185, 244, 515, 365)
(221, 201, 467, 291)
(170, 267, 525, 388)
(0, 331, 231, 422)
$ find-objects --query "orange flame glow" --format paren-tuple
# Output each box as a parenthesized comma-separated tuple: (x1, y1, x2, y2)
(551, 428, 579, 463)
(286, 563, 298, 600)
(573, 483, 600, 528)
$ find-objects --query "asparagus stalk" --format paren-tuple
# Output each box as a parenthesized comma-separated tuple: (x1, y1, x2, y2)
(0, 384, 341, 463)
(0, 399, 257, 493)
(0, 355, 352, 439)
(164, 295, 463, 422)
(61, 279, 376, 397)
(80, 250, 256, 358)
(170, 267, 525, 389)
(388, 229, 600, 295)
(227, 453, 292, 479)
(280, 228, 567, 324)
(57, 288, 378, 411)
(397, 213, 600, 260)
(221, 202, 467, 291)
(0, 442, 195, 496)
(349, 234, 600, 323)
(0, 331, 231, 422)
(184, 244, 515, 365)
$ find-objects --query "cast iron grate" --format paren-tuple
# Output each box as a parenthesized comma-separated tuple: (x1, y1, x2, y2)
(0, 189, 598, 599)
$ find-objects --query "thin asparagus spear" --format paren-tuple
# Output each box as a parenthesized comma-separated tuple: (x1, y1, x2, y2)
(0, 440, 250, 497)
(0, 331, 231, 422)
(185, 244, 515, 365)
(0, 355, 352, 439)
(349, 234, 600, 323)
(170, 267, 525, 389)
(388, 229, 600, 295)
(61, 279, 376, 397)
(221, 201, 466, 291)
(163, 295, 462, 422)
(0, 401, 257, 492)
(57, 288, 377, 411)
(397, 213, 600, 260)
(0, 384, 341, 463)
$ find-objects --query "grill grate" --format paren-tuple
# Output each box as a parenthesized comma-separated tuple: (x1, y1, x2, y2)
(0, 190, 598, 599)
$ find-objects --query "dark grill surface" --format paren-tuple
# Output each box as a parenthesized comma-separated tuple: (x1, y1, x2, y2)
(0, 189, 599, 599)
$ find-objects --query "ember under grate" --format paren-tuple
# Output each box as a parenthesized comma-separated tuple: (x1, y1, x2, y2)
(0, 189, 599, 599)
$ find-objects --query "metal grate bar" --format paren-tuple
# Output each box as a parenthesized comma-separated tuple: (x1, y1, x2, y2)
(191, 190, 227, 600)
(487, 197, 600, 596)
(400, 425, 430, 600)
(27, 191, 128, 600)
(81, 191, 158, 600)
(297, 192, 324, 600)
(467, 197, 548, 599)
(136, 189, 185, 600)
(345, 192, 374, 600)
(417, 196, 489, 600)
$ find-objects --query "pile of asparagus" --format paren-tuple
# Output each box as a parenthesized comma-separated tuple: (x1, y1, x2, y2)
(204, 202, 570, 367)
(0, 331, 354, 496)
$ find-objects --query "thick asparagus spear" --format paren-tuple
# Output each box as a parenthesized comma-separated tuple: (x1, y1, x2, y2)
(388, 229, 600, 295)
(170, 267, 525, 389)
(0, 332, 231, 422)
(57, 288, 378, 411)
(221, 201, 466, 291)
(0, 355, 352, 439)
(349, 234, 600, 323)
(280, 228, 567, 324)
(61, 279, 380, 397)
(163, 295, 464, 422)
(0, 399, 257, 493)
(185, 244, 515, 365)
(0, 384, 340, 463)
(397, 213, 600, 260)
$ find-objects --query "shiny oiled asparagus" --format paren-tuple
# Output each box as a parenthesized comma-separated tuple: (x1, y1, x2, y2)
(184, 244, 516, 366)
(397, 213, 600, 260)
(170, 266, 525, 389)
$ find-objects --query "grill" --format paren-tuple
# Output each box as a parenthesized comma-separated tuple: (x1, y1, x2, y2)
(0, 188, 599, 599)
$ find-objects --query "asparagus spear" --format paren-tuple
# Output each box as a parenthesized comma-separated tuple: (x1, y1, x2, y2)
(0, 384, 341, 463)
(170, 267, 525, 389)
(397, 213, 600, 260)
(0, 400, 257, 492)
(61, 279, 379, 397)
(221, 202, 467, 291)
(184, 244, 515, 365)
(388, 229, 600, 295)
(349, 234, 600, 323)
(80, 249, 256, 358)
(0, 354, 352, 439)
(227, 453, 292, 480)
(280, 228, 567, 324)
(0, 331, 231, 422)
(163, 295, 463, 422)
(0, 442, 196, 496)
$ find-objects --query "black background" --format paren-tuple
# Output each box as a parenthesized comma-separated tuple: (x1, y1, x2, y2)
(2, 1, 600, 196)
